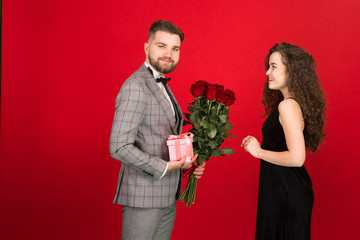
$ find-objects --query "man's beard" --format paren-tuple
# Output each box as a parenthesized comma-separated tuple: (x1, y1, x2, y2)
(148, 55, 178, 74)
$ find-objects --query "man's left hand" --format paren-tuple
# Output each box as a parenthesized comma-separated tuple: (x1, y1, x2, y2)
(193, 161, 206, 179)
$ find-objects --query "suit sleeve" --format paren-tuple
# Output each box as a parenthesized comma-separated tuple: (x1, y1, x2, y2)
(109, 82, 168, 180)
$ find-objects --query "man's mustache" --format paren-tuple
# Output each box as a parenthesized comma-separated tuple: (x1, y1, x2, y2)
(158, 57, 174, 63)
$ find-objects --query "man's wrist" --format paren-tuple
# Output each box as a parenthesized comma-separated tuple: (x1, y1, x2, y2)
(159, 163, 168, 179)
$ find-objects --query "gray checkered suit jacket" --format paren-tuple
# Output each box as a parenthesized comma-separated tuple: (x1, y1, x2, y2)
(110, 64, 183, 208)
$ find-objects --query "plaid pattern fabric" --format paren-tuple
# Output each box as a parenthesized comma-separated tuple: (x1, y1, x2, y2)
(110, 64, 183, 208)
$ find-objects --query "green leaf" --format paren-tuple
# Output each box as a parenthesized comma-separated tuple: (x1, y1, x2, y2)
(198, 154, 208, 162)
(217, 125, 226, 134)
(228, 131, 237, 138)
(207, 124, 217, 138)
(197, 136, 205, 143)
(208, 141, 217, 149)
(187, 106, 194, 112)
(190, 112, 200, 129)
(211, 149, 221, 157)
(219, 114, 227, 123)
(225, 122, 233, 130)
(221, 148, 235, 155)
(210, 107, 217, 118)
(200, 118, 209, 128)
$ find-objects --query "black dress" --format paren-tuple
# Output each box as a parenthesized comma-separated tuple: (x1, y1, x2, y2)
(256, 109, 314, 240)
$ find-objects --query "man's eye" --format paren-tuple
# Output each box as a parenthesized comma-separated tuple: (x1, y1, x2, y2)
(173, 48, 179, 52)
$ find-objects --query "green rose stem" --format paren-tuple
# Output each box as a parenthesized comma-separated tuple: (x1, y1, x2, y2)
(196, 97, 200, 106)
(208, 100, 214, 113)
(180, 174, 197, 207)
(188, 177, 193, 206)
(216, 103, 221, 115)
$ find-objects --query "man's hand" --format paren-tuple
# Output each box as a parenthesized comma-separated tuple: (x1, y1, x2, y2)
(166, 154, 206, 180)
(193, 161, 206, 179)
(166, 154, 198, 173)
(181, 154, 198, 170)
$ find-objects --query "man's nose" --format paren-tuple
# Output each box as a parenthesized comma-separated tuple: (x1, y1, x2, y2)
(163, 48, 171, 58)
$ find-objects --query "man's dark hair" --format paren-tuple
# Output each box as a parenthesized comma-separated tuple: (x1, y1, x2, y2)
(148, 20, 184, 42)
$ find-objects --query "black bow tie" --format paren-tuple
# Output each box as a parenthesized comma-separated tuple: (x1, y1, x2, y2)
(147, 67, 171, 85)
(156, 77, 171, 85)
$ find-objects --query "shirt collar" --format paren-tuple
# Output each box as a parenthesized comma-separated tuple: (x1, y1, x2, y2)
(144, 62, 164, 79)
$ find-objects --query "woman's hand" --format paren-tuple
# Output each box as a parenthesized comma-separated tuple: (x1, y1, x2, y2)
(242, 135, 262, 158)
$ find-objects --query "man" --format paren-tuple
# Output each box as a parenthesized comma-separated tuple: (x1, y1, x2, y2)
(109, 20, 205, 240)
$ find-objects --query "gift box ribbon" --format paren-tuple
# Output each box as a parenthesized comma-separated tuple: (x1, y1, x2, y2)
(168, 132, 193, 162)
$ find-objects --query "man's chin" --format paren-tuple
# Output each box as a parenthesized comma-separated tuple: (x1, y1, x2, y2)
(160, 68, 175, 74)
(148, 60, 177, 74)
(156, 65, 177, 74)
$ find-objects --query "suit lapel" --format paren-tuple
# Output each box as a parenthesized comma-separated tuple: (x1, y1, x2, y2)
(164, 84, 183, 134)
(138, 65, 178, 134)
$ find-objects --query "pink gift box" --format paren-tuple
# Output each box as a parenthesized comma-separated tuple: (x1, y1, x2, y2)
(167, 133, 194, 162)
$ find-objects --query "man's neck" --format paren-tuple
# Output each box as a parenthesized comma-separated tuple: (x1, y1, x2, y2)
(144, 61, 165, 78)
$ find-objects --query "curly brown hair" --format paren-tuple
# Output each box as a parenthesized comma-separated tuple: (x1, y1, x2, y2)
(262, 42, 326, 152)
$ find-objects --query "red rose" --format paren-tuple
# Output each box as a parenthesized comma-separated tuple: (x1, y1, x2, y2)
(205, 84, 218, 101)
(223, 89, 236, 106)
(216, 89, 236, 106)
(216, 90, 228, 104)
(213, 84, 224, 94)
(190, 80, 208, 98)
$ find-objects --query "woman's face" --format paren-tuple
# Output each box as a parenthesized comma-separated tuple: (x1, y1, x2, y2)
(266, 52, 288, 92)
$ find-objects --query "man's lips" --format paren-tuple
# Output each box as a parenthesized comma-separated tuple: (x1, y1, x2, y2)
(160, 59, 172, 64)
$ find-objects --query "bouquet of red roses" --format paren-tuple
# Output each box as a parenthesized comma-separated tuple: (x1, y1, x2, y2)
(180, 80, 236, 207)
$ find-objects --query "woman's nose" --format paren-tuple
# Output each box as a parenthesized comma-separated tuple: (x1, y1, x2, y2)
(266, 68, 271, 75)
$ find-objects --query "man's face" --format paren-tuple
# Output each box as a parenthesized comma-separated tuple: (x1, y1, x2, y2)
(144, 31, 181, 74)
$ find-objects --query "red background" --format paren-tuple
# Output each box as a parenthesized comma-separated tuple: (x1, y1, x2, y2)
(1, 0, 360, 239)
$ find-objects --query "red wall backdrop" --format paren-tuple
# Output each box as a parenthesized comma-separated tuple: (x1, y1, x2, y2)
(1, 0, 360, 239)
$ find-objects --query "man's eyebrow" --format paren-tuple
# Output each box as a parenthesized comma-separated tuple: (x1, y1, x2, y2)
(155, 41, 166, 45)
(270, 62, 277, 66)
(155, 42, 180, 49)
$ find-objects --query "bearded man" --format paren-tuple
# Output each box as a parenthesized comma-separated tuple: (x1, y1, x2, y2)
(109, 20, 205, 240)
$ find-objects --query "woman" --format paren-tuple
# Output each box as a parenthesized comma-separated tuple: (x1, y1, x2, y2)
(242, 42, 326, 240)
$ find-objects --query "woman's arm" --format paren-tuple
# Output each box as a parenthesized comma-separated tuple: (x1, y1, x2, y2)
(242, 99, 306, 167)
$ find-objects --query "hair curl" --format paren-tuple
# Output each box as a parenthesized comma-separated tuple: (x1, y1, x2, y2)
(262, 42, 326, 152)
